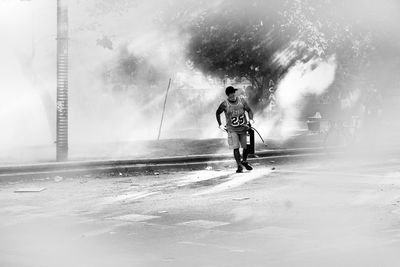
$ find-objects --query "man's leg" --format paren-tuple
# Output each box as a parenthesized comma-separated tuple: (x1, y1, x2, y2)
(233, 148, 241, 166)
(239, 132, 253, 170)
(234, 149, 243, 173)
(228, 132, 243, 173)
(242, 147, 249, 162)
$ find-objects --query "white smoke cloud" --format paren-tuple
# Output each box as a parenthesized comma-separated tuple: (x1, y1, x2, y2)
(2, 0, 398, 162)
(259, 56, 337, 139)
(65, 0, 225, 144)
(0, 0, 222, 146)
(0, 0, 56, 152)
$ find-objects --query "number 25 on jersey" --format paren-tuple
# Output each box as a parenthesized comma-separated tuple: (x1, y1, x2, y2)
(231, 114, 246, 127)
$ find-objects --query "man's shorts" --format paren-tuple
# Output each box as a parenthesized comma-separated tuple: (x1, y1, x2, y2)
(227, 131, 247, 149)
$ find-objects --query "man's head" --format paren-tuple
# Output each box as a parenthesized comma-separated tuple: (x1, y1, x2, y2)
(225, 86, 238, 101)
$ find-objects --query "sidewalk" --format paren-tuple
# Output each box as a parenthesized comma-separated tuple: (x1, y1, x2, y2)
(2, 119, 398, 167)
(0, 130, 324, 166)
(0, 128, 327, 180)
(1, 128, 400, 180)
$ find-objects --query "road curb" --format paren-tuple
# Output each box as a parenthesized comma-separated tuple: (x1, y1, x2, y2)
(0, 148, 324, 182)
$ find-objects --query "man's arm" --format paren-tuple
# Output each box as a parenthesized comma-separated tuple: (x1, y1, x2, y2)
(216, 102, 225, 126)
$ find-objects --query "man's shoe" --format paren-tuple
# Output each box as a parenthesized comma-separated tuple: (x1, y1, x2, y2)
(241, 161, 253, 170)
(236, 165, 243, 173)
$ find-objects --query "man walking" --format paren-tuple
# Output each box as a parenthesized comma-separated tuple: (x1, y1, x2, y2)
(216, 86, 254, 173)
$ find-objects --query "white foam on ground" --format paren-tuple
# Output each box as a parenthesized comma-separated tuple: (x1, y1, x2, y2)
(178, 241, 250, 253)
(109, 214, 160, 222)
(385, 171, 400, 178)
(101, 191, 158, 204)
(0, 205, 41, 213)
(176, 170, 232, 187)
(195, 168, 273, 196)
(176, 219, 229, 229)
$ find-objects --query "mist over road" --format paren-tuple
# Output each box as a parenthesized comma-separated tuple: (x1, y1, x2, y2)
(1, 154, 400, 266)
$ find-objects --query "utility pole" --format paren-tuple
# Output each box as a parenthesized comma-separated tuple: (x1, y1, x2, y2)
(56, 0, 68, 161)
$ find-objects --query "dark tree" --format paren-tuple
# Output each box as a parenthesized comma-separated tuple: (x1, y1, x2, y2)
(185, 0, 290, 109)
(101, 45, 167, 106)
(281, 0, 378, 93)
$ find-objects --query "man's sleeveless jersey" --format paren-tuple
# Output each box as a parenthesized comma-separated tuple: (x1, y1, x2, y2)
(224, 97, 248, 132)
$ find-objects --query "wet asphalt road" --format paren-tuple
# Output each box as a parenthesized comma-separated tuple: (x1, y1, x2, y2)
(1, 154, 400, 267)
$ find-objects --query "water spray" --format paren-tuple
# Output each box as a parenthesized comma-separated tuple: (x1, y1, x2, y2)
(249, 125, 267, 146)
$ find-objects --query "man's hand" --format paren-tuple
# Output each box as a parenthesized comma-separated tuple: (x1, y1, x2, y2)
(219, 125, 227, 132)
